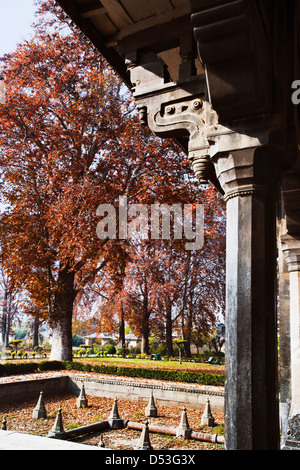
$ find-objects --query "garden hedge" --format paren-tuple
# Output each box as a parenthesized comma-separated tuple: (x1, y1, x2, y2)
(0, 360, 225, 386)
(0, 361, 39, 376)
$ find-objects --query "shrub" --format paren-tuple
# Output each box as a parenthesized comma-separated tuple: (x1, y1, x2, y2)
(117, 347, 129, 357)
(8, 340, 23, 350)
(62, 361, 84, 371)
(91, 363, 225, 386)
(106, 345, 116, 355)
(0, 362, 38, 376)
(0, 359, 225, 387)
(38, 360, 65, 371)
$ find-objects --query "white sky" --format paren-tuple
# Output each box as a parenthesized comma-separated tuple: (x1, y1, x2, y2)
(0, 0, 37, 56)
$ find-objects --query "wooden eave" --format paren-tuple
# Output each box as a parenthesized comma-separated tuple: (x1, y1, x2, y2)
(56, 0, 191, 87)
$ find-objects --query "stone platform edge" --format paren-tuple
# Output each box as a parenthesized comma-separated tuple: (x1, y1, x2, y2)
(0, 430, 102, 450)
(0, 373, 224, 412)
(69, 374, 224, 412)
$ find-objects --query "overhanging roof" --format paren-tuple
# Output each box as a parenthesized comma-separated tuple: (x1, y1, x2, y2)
(56, 0, 197, 87)
(56, 1, 299, 156)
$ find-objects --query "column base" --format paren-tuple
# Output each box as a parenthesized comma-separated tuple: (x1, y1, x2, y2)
(282, 406, 300, 450)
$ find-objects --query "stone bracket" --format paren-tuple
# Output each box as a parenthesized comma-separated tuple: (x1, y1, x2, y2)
(126, 58, 217, 183)
(126, 53, 292, 194)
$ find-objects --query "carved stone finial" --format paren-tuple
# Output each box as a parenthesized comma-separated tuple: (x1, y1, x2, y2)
(201, 397, 215, 426)
(76, 382, 88, 408)
(108, 398, 124, 429)
(47, 406, 66, 439)
(98, 434, 105, 447)
(137, 106, 147, 126)
(145, 390, 157, 418)
(176, 406, 192, 439)
(190, 153, 215, 184)
(32, 391, 47, 420)
(2, 417, 7, 430)
(134, 419, 153, 450)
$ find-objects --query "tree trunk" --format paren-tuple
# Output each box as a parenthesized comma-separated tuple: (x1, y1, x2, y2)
(4, 315, 10, 349)
(165, 309, 173, 357)
(2, 313, 6, 345)
(119, 306, 125, 350)
(49, 266, 76, 361)
(50, 312, 73, 360)
(2, 289, 8, 347)
(141, 321, 150, 354)
(141, 337, 148, 354)
(183, 309, 192, 358)
(32, 317, 41, 349)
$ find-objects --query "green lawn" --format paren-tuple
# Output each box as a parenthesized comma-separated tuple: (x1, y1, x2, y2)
(76, 355, 225, 374)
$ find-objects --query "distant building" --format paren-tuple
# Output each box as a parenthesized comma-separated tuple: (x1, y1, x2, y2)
(124, 334, 140, 349)
(217, 323, 225, 339)
(84, 332, 113, 346)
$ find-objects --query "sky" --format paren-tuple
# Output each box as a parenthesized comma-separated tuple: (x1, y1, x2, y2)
(0, 0, 37, 57)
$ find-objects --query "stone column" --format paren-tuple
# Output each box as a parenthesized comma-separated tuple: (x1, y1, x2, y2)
(213, 147, 281, 450)
(281, 238, 300, 446)
(125, 51, 284, 450)
(277, 235, 291, 444)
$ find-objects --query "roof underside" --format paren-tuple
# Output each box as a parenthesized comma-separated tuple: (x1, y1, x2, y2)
(56, 0, 201, 86)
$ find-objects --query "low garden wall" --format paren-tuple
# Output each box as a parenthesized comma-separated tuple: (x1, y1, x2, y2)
(0, 360, 225, 411)
(0, 376, 69, 405)
(69, 375, 224, 412)
(0, 374, 224, 411)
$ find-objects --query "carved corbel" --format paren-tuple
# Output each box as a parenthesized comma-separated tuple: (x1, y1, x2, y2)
(125, 54, 218, 185)
(280, 171, 300, 272)
(150, 96, 218, 184)
(149, 97, 218, 184)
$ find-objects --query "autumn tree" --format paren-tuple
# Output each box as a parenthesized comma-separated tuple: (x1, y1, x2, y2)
(176, 194, 226, 357)
(0, 267, 22, 348)
(122, 183, 226, 356)
(135, 203, 224, 358)
(92, 183, 225, 356)
(145, 241, 188, 356)
(0, 0, 207, 360)
(0, 10, 121, 359)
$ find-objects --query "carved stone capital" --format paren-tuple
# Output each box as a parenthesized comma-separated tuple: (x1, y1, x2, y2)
(212, 145, 285, 202)
(281, 236, 300, 272)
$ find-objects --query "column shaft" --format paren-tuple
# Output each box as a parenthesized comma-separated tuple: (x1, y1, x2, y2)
(214, 147, 281, 450)
(225, 193, 279, 449)
(281, 241, 300, 447)
(290, 270, 300, 410)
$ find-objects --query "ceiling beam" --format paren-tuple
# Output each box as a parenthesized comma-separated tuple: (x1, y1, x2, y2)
(82, 7, 106, 18)
(105, 4, 191, 46)
(100, 0, 133, 29)
(56, 0, 131, 86)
